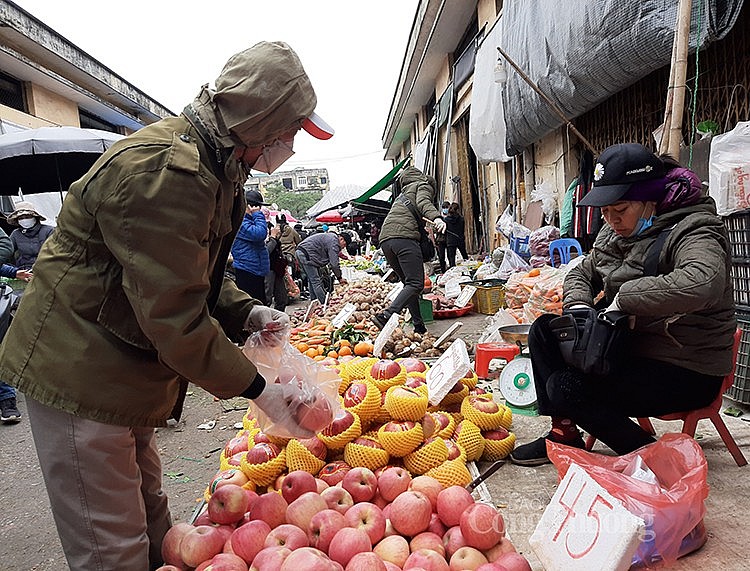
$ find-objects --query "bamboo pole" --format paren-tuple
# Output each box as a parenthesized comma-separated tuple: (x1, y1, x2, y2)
(658, 25, 680, 154)
(667, 0, 694, 158)
(496, 47, 598, 156)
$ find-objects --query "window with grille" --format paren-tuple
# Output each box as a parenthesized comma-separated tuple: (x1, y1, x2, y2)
(0, 72, 26, 112)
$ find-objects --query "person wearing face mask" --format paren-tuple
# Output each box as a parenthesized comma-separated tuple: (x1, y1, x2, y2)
(0, 41, 334, 571)
(434, 201, 450, 273)
(231, 189, 271, 303)
(511, 143, 735, 467)
(7, 201, 54, 270)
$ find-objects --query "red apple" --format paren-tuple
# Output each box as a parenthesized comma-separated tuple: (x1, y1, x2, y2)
(248, 491, 288, 529)
(246, 442, 281, 465)
(377, 467, 412, 502)
(208, 484, 250, 525)
(400, 357, 428, 373)
(345, 502, 386, 545)
(318, 461, 352, 486)
(403, 549, 450, 571)
(208, 469, 251, 497)
(308, 508, 348, 553)
(345, 552, 387, 571)
(225, 452, 246, 469)
(181, 525, 226, 568)
(203, 552, 248, 570)
(448, 381, 466, 394)
(328, 527, 372, 567)
(281, 470, 318, 504)
(408, 475, 444, 510)
(460, 503, 505, 551)
(468, 396, 500, 414)
(370, 360, 402, 380)
(410, 531, 445, 557)
(161, 522, 194, 568)
(381, 419, 417, 432)
(154, 566, 184, 571)
(295, 391, 334, 433)
(316, 478, 330, 493)
(445, 439, 463, 461)
(299, 437, 328, 460)
(389, 490, 432, 537)
(253, 432, 271, 444)
(342, 466, 378, 503)
(265, 523, 309, 551)
(279, 547, 338, 571)
(230, 520, 271, 565)
(437, 486, 476, 528)
(443, 526, 468, 559)
(493, 552, 532, 571)
(371, 490, 389, 510)
(343, 382, 370, 408)
(224, 433, 250, 458)
(321, 410, 357, 436)
(389, 386, 423, 399)
(251, 546, 291, 571)
(427, 512, 447, 537)
(382, 563, 401, 571)
(482, 427, 510, 440)
(406, 377, 427, 392)
(193, 511, 214, 527)
(483, 537, 517, 562)
(373, 535, 409, 568)
(286, 491, 327, 532)
(320, 485, 354, 515)
(470, 387, 487, 396)
(450, 546, 488, 571)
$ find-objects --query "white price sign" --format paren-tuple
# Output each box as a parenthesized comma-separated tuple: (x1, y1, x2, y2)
(426, 338, 471, 405)
(331, 303, 357, 328)
(373, 314, 400, 358)
(386, 282, 404, 302)
(454, 285, 477, 308)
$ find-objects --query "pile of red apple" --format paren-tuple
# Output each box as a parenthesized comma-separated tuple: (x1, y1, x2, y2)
(158, 467, 532, 571)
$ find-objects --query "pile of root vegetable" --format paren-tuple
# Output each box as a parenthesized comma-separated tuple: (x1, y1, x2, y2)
(165, 356, 529, 570)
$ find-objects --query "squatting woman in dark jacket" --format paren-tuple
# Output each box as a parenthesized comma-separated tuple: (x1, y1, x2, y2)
(511, 143, 736, 466)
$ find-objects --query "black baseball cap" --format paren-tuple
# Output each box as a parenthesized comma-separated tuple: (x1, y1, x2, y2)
(245, 189, 269, 206)
(578, 144, 666, 207)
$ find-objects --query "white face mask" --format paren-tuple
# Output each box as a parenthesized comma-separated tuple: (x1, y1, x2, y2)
(252, 139, 295, 174)
(18, 218, 36, 229)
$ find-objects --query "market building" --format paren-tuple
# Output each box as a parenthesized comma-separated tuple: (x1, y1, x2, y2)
(245, 166, 331, 194)
(382, 0, 749, 255)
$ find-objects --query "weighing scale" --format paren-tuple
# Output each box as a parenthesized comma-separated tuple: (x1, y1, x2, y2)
(496, 324, 538, 415)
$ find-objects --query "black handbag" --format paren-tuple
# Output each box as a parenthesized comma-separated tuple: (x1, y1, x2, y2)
(548, 226, 673, 377)
(397, 194, 435, 260)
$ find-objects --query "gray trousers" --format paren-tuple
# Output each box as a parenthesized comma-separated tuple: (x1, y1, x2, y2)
(27, 397, 171, 571)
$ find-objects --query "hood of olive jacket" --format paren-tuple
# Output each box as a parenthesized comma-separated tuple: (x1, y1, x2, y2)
(189, 41, 317, 149)
(379, 167, 441, 244)
(563, 197, 735, 375)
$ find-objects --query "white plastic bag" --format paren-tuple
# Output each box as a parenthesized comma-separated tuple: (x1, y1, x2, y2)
(495, 204, 515, 238)
(709, 121, 750, 216)
(530, 181, 559, 223)
(487, 247, 531, 280)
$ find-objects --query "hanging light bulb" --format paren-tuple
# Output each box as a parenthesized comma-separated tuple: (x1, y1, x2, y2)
(494, 48, 508, 84)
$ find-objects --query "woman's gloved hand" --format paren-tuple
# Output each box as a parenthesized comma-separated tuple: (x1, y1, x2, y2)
(432, 218, 447, 233)
(245, 305, 290, 332)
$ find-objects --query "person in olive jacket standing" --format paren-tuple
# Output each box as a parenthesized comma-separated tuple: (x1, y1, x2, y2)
(0, 42, 334, 571)
(372, 166, 446, 333)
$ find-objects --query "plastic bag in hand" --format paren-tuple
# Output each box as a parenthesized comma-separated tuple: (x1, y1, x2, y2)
(243, 327, 342, 438)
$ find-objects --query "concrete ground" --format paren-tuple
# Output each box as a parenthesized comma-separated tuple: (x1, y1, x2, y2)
(427, 311, 750, 570)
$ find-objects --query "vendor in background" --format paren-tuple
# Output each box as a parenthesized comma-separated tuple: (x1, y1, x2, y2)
(0, 41, 334, 570)
(7, 201, 54, 270)
(231, 189, 271, 304)
(445, 202, 468, 267)
(435, 201, 450, 273)
(295, 230, 350, 302)
(371, 166, 446, 333)
(511, 143, 735, 466)
(265, 222, 288, 312)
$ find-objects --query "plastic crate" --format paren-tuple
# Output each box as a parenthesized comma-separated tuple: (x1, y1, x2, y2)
(724, 210, 750, 259)
(419, 297, 434, 323)
(728, 308, 750, 405)
(461, 280, 506, 315)
(729, 260, 750, 306)
(510, 235, 530, 258)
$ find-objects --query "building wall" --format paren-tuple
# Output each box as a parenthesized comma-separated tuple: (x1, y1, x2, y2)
(0, 103, 54, 129)
(26, 83, 80, 127)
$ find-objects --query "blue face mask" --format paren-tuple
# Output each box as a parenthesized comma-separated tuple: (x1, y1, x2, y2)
(631, 204, 655, 236)
(442, 209, 449, 216)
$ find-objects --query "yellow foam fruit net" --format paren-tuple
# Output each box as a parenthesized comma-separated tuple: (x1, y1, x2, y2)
(342, 380, 382, 424)
(203, 468, 250, 501)
(337, 376, 351, 396)
(453, 420, 485, 461)
(242, 410, 259, 431)
(427, 412, 457, 439)
(219, 450, 247, 472)
(439, 382, 469, 406)
(461, 395, 513, 430)
(240, 448, 287, 487)
(481, 431, 517, 461)
(344, 357, 378, 381)
(267, 434, 292, 448)
(384, 386, 429, 421)
(285, 438, 327, 474)
(403, 437, 448, 475)
(462, 370, 478, 389)
(426, 458, 473, 488)
(377, 421, 425, 457)
(367, 362, 407, 392)
(317, 411, 363, 451)
(344, 436, 390, 471)
(406, 370, 427, 381)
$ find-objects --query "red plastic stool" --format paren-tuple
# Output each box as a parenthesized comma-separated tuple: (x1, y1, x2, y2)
(474, 342, 521, 378)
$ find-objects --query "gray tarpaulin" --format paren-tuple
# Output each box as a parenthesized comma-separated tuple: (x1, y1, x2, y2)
(496, 0, 745, 156)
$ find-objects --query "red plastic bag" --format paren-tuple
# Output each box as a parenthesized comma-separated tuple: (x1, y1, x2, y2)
(548, 434, 709, 568)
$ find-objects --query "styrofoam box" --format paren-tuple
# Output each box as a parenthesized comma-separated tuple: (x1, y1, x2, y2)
(530, 463, 645, 571)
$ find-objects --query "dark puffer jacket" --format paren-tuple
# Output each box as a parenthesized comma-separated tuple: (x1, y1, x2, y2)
(564, 196, 735, 376)
(379, 167, 441, 244)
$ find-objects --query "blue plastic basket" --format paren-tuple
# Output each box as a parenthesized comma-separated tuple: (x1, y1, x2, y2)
(510, 235, 530, 258)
